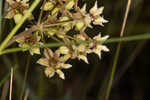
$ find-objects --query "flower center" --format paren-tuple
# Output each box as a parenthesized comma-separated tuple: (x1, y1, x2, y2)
(89, 14, 95, 21)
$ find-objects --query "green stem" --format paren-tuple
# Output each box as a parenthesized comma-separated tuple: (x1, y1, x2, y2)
(0, 0, 2, 40)
(0, 0, 40, 51)
(105, 33, 150, 43)
(0, 66, 17, 88)
(0, 33, 150, 55)
(105, 43, 121, 100)
(20, 55, 31, 100)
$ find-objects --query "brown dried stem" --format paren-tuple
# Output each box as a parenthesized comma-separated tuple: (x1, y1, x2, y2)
(9, 68, 13, 100)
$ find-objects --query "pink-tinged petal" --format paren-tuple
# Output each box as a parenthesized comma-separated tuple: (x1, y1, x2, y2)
(37, 58, 49, 67)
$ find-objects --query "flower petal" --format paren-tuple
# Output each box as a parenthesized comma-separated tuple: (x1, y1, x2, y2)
(56, 69, 65, 79)
(74, 34, 86, 40)
(96, 7, 104, 15)
(78, 55, 89, 64)
(58, 46, 69, 55)
(44, 48, 53, 59)
(45, 67, 55, 78)
(77, 44, 86, 52)
(61, 63, 72, 69)
(5, 10, 16, 19)
(81, 4, 87, 14)
(98, 45, 109, 52)
(90, 1, 98, 15)
(30, 48, 40, 55)
(93, 17, 108, 26)
(93, 49, 101, 59)
(37, 58, 49, 67)
(60, 54, 71, 62)
(84, 15, 92, 28)
(93, 34, 109, 41)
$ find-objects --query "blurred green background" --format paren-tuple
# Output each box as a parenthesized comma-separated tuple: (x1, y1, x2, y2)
(0, 0, 150, 100)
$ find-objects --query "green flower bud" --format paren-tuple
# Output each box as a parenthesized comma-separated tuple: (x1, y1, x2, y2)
(47, 28, 58, 36)
(14, 14, 23, 24)
(20, 43, 29, 51)
(59, 16, 71, 31)
(65, 0, 75, 10)
(59, 16, 70, 22)
(30, 48, 40, 55)
(56, 34, 64, 39)
(63, 24, 71, 32)
(51, 6, 60, 16)
(75, 21, 84, 30)
(43, 2, 54, 11)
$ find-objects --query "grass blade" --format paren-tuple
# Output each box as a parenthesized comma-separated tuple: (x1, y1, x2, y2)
(9, 68, 13, 100)
(104, 0, 131, 100)
(0, 0, 2, 40)
(20, 56, 31, 100)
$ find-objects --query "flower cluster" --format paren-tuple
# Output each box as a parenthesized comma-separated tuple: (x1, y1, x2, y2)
(5, 0, 109, 79)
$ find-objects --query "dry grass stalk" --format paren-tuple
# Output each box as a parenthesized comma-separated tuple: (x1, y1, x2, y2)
(9, 68, 13, 100)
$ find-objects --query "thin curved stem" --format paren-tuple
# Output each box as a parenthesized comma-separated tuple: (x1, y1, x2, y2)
(105, 0, 131, 100)
(0, 33, 150, 55)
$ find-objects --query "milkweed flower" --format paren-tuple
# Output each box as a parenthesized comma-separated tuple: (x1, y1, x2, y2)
(88, 34, 109, 58)
(16, 32, 41, 55)
(5, 0, 33, 23)
(5, 0, 29, 19)
(79, 1, 108, 28)
(37, 48, 72, 79)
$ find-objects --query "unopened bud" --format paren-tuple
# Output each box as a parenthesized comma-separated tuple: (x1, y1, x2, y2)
(51, 6, 60, 16)
(75, 21, 84, 30)
(14, 14, 22, 24)
(65, 0, 75, 10)
(43, 2, 54, 11)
